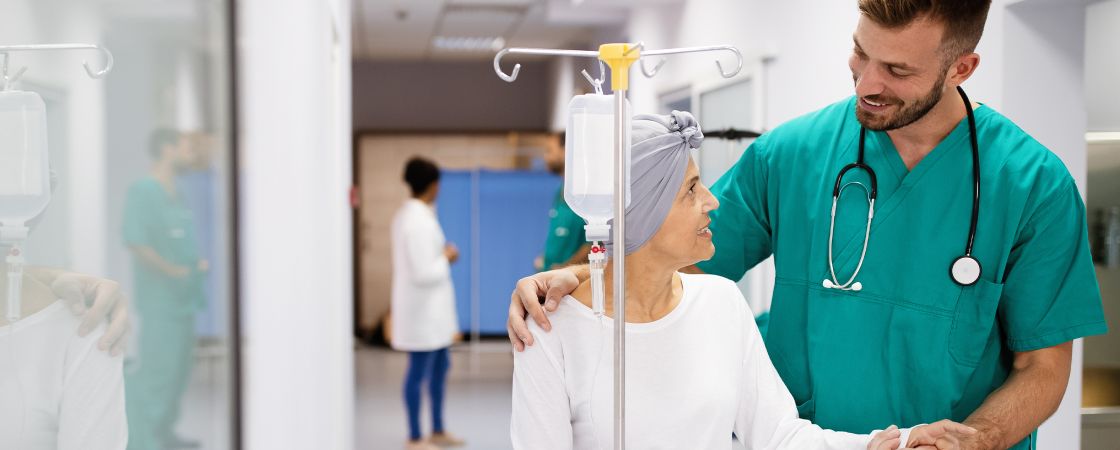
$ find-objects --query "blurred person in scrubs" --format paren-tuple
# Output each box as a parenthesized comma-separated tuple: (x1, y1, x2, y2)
(535, 132, 591, 272)
(390, 157, 465, 450)
(507, 1, 1107, 449)
(123, 129, 208, 450)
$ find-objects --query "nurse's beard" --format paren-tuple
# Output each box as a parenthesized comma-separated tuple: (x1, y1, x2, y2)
(857, 72, 947, 131)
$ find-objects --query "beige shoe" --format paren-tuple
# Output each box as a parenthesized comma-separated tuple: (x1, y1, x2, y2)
(404, 439, 440, 450)
(427, 432, 466, 447)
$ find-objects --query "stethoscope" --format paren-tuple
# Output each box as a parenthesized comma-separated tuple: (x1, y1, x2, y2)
(823, 86, 982, 291)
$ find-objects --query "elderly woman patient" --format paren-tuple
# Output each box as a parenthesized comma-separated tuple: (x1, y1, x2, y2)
(510, 111, 974, 450)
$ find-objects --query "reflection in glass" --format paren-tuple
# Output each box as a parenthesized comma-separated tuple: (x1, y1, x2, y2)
(1, 2, 235, 449)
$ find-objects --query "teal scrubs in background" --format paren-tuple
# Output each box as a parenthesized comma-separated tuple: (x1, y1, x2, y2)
(542, 188, 587, 270)
(697, 96, 1107, 449)
(122, 176, 205, 449)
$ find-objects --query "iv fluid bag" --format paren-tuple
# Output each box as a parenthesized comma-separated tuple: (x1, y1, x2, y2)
(564, 93, 630, 225)
(0, 90, 51, 224)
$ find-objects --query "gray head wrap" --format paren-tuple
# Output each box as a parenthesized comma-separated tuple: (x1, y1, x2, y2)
(606, 110, 703, 255)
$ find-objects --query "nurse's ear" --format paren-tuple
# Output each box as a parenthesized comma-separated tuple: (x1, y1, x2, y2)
(946, 51, 980, 88)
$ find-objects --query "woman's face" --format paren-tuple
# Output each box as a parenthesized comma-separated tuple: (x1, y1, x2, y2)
(642, 159, 719, 267)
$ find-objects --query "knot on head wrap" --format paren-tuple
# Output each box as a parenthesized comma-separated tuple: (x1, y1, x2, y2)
(605, 110, 704, 255)
(669, 110, 704, 149)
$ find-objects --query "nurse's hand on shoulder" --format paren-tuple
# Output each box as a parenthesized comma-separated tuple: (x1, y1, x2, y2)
(507, 267, 579, 351)
(50, 271, 131, 356)
(902, 419, 978, 450)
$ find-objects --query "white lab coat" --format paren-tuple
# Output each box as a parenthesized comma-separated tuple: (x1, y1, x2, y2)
(389, 198, 459, 352)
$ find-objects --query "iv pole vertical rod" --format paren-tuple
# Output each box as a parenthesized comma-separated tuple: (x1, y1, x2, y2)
(612, 70, 627, 450)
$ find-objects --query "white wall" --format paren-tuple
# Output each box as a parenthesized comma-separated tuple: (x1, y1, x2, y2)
(1086, 0, 1120, 132)
(623, 0, 1090, 447)
(999, 3, 1091, 447)
(239, 0, 354, 448)
(351, 59, 551, 131)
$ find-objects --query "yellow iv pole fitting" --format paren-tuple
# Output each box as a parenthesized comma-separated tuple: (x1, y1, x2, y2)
(598, 43, 640, 92)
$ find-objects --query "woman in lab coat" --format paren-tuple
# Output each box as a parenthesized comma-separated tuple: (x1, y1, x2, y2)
(389, 157, 465, 450)
(509, 112, 974, 450)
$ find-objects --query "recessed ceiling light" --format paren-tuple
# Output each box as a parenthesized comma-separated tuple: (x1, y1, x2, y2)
(432, 36, 507, 52)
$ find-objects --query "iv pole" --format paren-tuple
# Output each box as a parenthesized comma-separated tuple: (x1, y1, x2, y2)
(0, 43, 113, 323)
(494, 42, 741, 450)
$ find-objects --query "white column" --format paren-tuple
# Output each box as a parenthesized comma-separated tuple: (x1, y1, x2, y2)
(239, 0, 353, 448)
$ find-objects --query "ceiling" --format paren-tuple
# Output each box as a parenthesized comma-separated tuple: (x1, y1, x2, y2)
(350, 0, 680, 61)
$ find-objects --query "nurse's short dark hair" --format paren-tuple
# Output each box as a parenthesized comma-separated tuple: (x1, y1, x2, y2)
(403, 157, 441, 197)
(150, 128, 183, 159)
(858, 0, 991, 63)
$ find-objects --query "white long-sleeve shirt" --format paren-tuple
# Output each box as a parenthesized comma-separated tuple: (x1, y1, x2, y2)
(390, 198, 459, 351)
(0, 301, 127, 450)
(511, 273, 874, 450)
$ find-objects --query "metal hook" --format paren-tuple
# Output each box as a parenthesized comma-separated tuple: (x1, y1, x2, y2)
(642, 44, 744, 78)
(580, 59, 606, 94)
(714, 46, 743, 78)
(494, 48, 520, 82)
(82, 45, 114, 79)
(623, 41, 644, 57)
(0, 44, 115, 81)
(0, 53, 28, 90)
(639, 57, 666, 78)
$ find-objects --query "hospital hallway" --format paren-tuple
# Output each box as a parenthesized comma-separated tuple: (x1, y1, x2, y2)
(3, 0, 1120, 449)
(354, 342, 515, 450)
(353, 341, 754, 450)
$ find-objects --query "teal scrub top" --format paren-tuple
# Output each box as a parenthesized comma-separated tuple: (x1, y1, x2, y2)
(697, 96, 1107, 448)
(123, 177, 205, 317)
(542, 187, 587, 270)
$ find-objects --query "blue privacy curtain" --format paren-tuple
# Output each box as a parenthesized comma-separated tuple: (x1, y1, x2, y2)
(437, 170, 559, 334)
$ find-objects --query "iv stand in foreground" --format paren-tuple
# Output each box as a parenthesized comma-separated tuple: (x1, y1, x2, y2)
(494, 42, 742, 450)
(0, 43, 113, 323)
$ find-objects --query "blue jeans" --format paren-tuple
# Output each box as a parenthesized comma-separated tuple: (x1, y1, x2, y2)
(403, 347, 450, 440)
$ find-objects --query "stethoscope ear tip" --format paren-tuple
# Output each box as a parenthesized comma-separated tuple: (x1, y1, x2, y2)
(822, 279, 833, 289)
(851, 282, 862, 291)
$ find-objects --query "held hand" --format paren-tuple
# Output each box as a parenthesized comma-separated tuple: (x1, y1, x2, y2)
(903, 419, 978, 450)
(444, 243, 460, 264)
(506, 268, 579, 351)
(868, 425, 901, 450)
(51, 273, 131, 356)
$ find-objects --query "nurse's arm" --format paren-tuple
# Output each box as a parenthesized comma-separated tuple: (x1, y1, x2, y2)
(956, 341, 1073, 450)
(128, 244, 191, 278)
(507, 265, 586, 351)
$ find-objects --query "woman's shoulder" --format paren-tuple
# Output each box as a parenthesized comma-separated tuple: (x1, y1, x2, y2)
(520, 295, 600, 358)
(3, 300, 108, 367)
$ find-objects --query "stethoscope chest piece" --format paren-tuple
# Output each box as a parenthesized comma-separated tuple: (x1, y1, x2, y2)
(951, 255, 982, 286)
